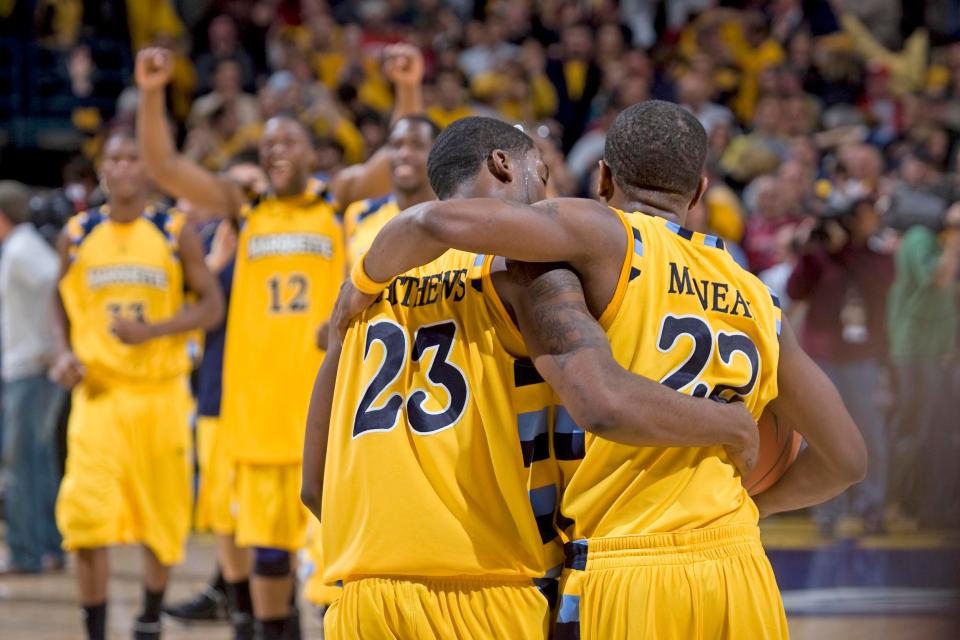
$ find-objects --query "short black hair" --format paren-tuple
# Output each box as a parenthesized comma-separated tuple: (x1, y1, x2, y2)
(427, 117, 534, 199)
(604, 100, 707, 197)
(393, 114, 441, 140)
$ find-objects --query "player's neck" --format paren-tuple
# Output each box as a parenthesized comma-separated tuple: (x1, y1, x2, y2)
(395, 185, 434, 210)
(608, 190, 686, 225)
(107, 195, 149, 223)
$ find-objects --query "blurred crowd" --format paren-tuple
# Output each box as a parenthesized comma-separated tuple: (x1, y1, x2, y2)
(2, 0, 960, 573)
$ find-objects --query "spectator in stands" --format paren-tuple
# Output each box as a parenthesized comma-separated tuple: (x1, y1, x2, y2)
(547, 22, 603, 151)
(678, 70, 734, 137)
(189, 59, 259, 129)
(721, 94, 789, 184)
(787, 197, 894, 535)
(194, 15, 256, 95)
(742, 175, 799, 273)
(426, 68, 473, 129)
(834, 142, 885, 199)
(886, 204, 960, 528)
(458, 16, 519, 79)
(0, 181, 65, 575)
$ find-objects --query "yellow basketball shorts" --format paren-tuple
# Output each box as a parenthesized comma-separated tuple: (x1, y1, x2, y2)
(325, 576, 552, 640)
(234, 462, 308, 551)
(194, 416, 237, 534)
(301, 521, 342, 607)
(56, 377, 193, 566)
(555, 524, 788, 640)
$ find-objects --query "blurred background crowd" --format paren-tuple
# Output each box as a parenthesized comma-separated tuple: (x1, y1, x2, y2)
(0, 0, 959, 577)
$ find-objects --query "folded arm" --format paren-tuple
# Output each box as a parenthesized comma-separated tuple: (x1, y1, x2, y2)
(505, 263, 759, 473)
(111, 224, 225, 344)
(752, 317, 867, 516)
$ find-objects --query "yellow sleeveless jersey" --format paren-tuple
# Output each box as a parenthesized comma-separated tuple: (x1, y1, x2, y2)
(221, 178, 345, 464)
(323, 252, 563, 584)
(343, 193, 400, 267)
(59, 204, 190, 386)
(556, 210, 782, 541)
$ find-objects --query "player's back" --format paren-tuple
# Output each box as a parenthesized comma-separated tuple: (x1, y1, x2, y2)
(558, 210, 783, 541)
(323, 250, 561, 582)
(59, 204, 190, 386)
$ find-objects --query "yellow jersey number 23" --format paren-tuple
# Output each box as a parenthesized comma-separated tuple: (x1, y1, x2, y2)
(352, 319, 469, 438)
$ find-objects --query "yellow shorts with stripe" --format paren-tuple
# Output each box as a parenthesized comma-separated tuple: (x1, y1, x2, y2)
(233, 462, 309, 551)
(56, 377, 193, 566)
(324, 576, 551, 640)
(194, 416, 236, 534)
(555, 524, 788, 640)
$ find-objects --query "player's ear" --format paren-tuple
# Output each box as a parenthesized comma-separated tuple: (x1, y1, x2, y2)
(597, 160, 614, 202)
(689, 175, 708, 210)
(487, 149, 513, 184)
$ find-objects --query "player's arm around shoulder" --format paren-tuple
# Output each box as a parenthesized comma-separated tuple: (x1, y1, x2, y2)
(752, 317, 868, 518)
(135, 48, 244, 218)
(362, 197, 625, 287)
(504, 263, 760, 474)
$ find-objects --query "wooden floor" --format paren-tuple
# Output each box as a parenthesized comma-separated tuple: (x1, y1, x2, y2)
(1, 534, 956, 639)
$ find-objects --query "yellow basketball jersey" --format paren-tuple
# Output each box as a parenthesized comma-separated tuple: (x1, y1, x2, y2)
(556, 210, 782, 541)
(323, 252, 563, 585)
(221, 178, 345, 464)
(343, 193, 400, 267)
(59, 204, 190, 386)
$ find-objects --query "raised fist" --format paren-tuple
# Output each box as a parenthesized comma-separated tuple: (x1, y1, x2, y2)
(135, 48, 174, 91)
(383, 43, 424, 88)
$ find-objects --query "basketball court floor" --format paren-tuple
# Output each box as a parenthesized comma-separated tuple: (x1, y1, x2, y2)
(2, 517, 958, 639)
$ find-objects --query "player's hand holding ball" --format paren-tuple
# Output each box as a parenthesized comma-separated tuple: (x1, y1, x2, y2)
(722, 401, 759, 477)
(49, 350, 86, 390)
(135, 47, 174, 91)
(111, 317, 157, 345)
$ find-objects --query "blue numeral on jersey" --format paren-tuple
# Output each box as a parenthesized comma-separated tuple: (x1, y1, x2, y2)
(353, 321, 407, 437)
(352, 320, 469, 438)
(656, 314, 760, 400)
(407, 322, 469, 434)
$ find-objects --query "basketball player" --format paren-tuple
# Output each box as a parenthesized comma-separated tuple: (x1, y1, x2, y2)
(303, 118, 762, 639)
(135, 44, 424, 639)
(342, 115, 439, 267)
(164, 158, 268, 635)
(334, 104, 869, 638)
(51, 131, 225, 640)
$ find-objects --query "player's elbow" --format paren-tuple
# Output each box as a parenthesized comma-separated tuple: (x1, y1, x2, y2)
(200, 288, 225, 331)
(563, 384, 620, 437)
(300, 483, 322, 519)
(831, 431, 868, 486)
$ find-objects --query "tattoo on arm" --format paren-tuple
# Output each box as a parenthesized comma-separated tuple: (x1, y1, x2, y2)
(510, 263, 609, 369)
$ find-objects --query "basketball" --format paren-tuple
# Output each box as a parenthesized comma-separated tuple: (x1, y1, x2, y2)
(744, 409, 803, 496)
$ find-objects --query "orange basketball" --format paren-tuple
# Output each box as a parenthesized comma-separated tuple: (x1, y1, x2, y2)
(743, 409, 803, 496)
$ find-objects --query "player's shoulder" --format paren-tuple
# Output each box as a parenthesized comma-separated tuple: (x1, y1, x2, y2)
(142, 201, 188, 245)
(64, 205, 109, 245)
(345, 193, 395, 225)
